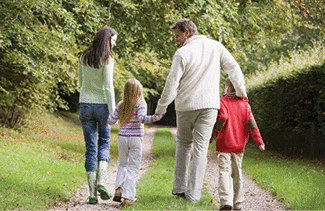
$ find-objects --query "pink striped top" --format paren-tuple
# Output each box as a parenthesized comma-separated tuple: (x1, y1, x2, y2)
(107, 100, 163, 137)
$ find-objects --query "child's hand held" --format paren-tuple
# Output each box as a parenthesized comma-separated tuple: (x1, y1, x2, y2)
(259, 145, 265, 151)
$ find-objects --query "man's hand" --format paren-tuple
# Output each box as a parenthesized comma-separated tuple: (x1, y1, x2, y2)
(235, 88, 247, 99)
(155, 107, 167, 115)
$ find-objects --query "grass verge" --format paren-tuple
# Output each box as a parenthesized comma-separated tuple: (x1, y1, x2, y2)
(242, 142, 325, 210)
(0, 111, 119, 210)
(123, 128, 216, 210)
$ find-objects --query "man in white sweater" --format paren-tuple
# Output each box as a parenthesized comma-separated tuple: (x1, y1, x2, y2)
(155, 19, 247, 203)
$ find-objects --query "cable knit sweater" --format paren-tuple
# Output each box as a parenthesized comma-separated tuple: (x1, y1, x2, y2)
(156, 35, 247, 114)
(78, 56, 115, 112)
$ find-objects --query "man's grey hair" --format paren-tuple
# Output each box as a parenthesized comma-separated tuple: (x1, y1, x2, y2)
(170, 19, 198, 36)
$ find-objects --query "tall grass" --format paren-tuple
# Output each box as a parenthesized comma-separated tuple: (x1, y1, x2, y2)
(243, 142, 325, 210)
(0, 111, 119, 210)
(123, 128, 216, 210)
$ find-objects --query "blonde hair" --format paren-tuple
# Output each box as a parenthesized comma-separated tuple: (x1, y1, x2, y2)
(118, 78, 143, 127)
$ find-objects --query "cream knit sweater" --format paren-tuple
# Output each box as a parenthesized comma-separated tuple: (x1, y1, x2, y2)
(156, 35, 246, 114)
(78, 56, 115, 112)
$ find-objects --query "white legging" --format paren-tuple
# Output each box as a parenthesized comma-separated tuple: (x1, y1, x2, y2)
(115, 136, 143, 200)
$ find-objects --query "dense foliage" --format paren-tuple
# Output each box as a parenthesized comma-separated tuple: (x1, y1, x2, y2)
(0, 0, 79, 126)
(246, 43, 325, 157)
(1, 0, 324, 127)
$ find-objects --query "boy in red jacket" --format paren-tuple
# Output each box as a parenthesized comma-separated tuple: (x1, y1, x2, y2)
(212, 77, 265, 210)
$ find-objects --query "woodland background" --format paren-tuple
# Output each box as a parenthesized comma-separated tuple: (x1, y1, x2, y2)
(1, 0, 324, 156)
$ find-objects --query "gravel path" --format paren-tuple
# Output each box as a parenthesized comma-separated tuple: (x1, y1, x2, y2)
(51, 127, 157, 211)
(169, 127, 285, 210)
(205, 148, 286, 210)
(52, 126, 286, 210)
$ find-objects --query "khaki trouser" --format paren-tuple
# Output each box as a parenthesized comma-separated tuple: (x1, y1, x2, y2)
(217, 152, 245, 209)
(173, 109, 218, 202)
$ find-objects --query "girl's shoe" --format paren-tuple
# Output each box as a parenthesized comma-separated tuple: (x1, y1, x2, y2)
(113, 187, 122, 202)
(87, 171, 98, 204)
(122, 198, 137, 205)
(98, 185, 110, 200)
(88, 197, 98, 204)
(97, 161, 110, 200)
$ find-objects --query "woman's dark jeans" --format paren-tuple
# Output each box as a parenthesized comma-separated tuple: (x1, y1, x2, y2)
(79, 103, 111, 171)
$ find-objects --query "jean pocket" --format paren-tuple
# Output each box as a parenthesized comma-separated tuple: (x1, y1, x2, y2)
(79, 104, 92, 121)
(80, 103, 90, 109)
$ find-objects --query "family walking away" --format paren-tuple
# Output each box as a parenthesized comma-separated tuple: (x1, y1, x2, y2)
(78, 26, 118, 204)
(155, 19, 247, 204)
(107, 78, 163, 205)
(76, 19, 262, 210)
(210, 77, 265, 210)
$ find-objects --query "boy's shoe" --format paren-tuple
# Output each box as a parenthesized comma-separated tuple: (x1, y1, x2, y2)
(113, 187, 122, 202)
(172, 192, 186, 198)
(122, 198, 137, 205)
(220, 205, 233, 210)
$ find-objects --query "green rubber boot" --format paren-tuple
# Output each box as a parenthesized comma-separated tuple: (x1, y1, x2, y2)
(97, 160, 110, 200)
(87, 171, 98, 204)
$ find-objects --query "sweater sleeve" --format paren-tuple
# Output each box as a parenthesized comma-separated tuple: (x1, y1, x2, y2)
(247, 104, 264, 146)
(107, 102, 120, 125)
(220, 44, 247, 98)
(138, 100, 164, 123)
(103, 58, 116, 113)
(78, 58, 83, 90)
(155, 53, 184, 114)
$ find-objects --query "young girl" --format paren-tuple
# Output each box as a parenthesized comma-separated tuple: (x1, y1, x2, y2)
(107, 78, 163, 205)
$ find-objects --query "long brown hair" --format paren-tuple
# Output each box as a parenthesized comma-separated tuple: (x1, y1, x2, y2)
(81, 26, 118, 69)
(118, 79, 143, 127)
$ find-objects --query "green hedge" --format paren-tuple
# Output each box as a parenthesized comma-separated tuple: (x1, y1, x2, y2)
(246, 44, 325, 157)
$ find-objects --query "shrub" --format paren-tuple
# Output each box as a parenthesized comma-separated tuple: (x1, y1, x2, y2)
(247, 43, 325, 157)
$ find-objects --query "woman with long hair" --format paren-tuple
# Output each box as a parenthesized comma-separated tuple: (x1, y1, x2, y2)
(78, 26, 117, 204)
(107, 78, 163, 205)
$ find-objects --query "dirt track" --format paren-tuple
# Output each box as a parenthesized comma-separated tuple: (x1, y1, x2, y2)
(52, 126, 285, 210)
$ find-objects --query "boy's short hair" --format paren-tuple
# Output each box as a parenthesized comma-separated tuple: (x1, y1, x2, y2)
(225, 77, 236, 92)
(170, 19, 198, 36)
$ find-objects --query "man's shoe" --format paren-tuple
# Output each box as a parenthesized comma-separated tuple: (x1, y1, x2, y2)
(220, 205, 233, 210)
(172, 192, 186, 198)
(113, 187, 122, 202)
